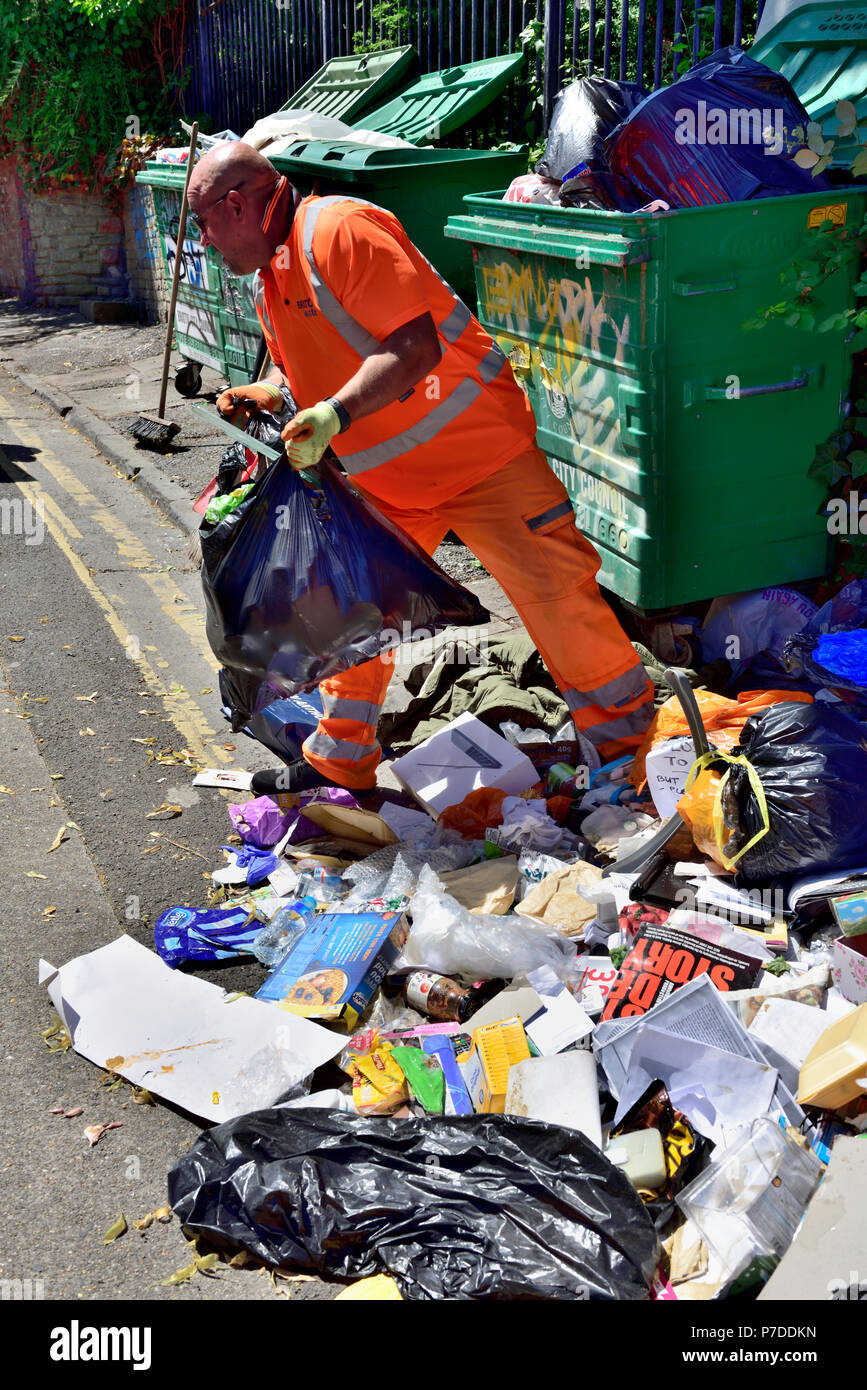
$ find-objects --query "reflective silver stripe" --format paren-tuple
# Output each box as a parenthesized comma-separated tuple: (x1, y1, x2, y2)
(438, 299, 472, 343)
(339, 377, 482, 475)
(303, 731, 379, 764)
(322, 693, 382, 727)
(582, 705, 653, 747)
(477, 342, 507, 384)
(564, 666, 649, 711)
(301, 195, 383, 358)
(526, 499, 574, 532)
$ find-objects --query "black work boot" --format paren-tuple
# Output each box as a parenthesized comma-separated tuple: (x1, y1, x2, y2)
(250, 761, 344, 797)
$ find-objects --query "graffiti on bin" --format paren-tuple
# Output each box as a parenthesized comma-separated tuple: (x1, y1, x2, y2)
(481, 259, 632, 469)
(164, 234, 210, 291)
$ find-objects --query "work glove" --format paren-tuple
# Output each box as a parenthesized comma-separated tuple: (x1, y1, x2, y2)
(281, 400, 341, 471)
(215, 381, 284, 419)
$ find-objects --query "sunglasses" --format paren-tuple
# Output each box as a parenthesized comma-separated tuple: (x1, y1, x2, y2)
(194, 181, 245, 234)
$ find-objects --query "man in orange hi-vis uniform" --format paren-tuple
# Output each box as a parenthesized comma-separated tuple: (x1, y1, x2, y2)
(188, 143, 652, 793)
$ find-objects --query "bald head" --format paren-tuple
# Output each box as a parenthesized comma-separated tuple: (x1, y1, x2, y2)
(187, 142, 287, 275)
(188, 141, 279, 204)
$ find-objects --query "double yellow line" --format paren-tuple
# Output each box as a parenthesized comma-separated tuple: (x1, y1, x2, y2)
(0, 395, 231, 766)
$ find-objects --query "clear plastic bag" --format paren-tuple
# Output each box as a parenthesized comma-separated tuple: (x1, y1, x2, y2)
(401, 864, 575, 979)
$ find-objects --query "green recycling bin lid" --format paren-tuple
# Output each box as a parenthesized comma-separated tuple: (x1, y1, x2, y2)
(751, 0, 867, 150)
(278, 46, 416, 124)
(353, 52, 526, 145)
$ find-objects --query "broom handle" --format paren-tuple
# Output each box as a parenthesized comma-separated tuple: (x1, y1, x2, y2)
(158, 121, 199, 419)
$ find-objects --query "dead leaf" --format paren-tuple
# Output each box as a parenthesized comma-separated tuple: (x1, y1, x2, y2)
(83, 1124, 107, 1146)
(79, 727, 95, 737)
(6, 635, 24, 642)
(130, 737, 156, 746)
(132, 1088, 155, 1105)
(157, 1261, 197, 1287)
(140, 845, 161, 855)
(223, 743, 236, 751)
(64, 1107, 83, 1118)
(195, 1252, 219, 1274)
(103, 1212, 127, 1244)
(0, 785, 15, 795)
(47, 826, 68, 853)
(154, 1206, 172, 1223)
(49, 774, 64, 781)
(23, 695, 48, 703)
(132, 1214, 153, 1232)
(75, 692, 99, 702)
(42, 906, 57, 918)
(26, 871, 47, 879)
(145, 803, 182, 819)
(199, 687, 212, 695)
(49, 1106, 64, 1115)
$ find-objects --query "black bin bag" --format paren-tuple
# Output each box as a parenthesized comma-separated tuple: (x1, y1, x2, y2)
(723, 700, 867, 883)
(536, 76, 648, 180)
(168, 1108, 662, 1300)
(200, 457, 488, 696)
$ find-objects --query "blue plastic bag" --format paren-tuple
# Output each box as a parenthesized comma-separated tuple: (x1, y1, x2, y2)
(154, 904, 266, 968)
(605, 47, 830, 208)
(201, 458, 488, 696)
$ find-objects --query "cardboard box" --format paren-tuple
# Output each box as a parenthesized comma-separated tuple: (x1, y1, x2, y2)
(256, 911, 408, 1029)
(461, 1016, 531, 1114)
(390, 712, 538, 818)
(832, 932, 867, 1004)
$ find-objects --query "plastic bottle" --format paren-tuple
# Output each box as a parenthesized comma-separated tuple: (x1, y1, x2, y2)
(251, 900, 315, 967)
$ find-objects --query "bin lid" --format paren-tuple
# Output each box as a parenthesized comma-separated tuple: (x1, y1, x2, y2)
(353, 52, 526, 145)
(278, 46, 416, 124)
(751, 0, 867, 148)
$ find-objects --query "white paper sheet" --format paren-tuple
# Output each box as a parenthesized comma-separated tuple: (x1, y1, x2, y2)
(615, 1025, 778, 1142)
(40, 935, 344, 1123)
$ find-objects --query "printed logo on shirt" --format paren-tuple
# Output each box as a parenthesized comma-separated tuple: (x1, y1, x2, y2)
(295, 296, 318, 318)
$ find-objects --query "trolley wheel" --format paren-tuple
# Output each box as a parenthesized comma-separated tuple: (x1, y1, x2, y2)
(174, 362, 203, 397)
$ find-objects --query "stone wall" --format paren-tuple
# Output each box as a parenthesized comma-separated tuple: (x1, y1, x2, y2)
(0, 157, 169, 323)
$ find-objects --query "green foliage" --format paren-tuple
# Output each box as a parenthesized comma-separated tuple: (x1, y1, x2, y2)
(351, 0, 410, 55)
(0, 0, 186, 197)
(809, 375, 867, 582)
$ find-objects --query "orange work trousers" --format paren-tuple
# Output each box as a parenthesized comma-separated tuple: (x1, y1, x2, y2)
(302, 443, 654, 789)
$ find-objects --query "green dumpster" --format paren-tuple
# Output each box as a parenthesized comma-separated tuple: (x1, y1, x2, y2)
(445, 185, 867, 611)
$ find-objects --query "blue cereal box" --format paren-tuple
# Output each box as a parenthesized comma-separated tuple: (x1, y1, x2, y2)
(255, 911, 409, 1029)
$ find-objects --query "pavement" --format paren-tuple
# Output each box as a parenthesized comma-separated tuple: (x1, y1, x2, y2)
(0, 297, 522, 1305)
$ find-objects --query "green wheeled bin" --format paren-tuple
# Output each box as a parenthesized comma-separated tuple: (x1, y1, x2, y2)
(445, 185, 867, 612)
(277, 47, 416, 122)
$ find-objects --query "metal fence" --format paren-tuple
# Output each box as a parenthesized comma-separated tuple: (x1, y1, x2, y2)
(184, 0, 765, 142)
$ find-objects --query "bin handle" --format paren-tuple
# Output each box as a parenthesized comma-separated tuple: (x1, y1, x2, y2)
(672, 277, 738, 296)
(685, 368, 816, 405)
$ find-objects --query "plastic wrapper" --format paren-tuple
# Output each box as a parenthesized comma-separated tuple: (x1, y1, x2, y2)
(503, 173, 562, 204)
(676, 1116, 823, 1284)
(340, 836, 476, 908)
(153, 904, 266, 968)
(488, 795, 581, 856)
(391, 1045, 445, 1113)
(168, 1107, 662, 1300)
(437, 786, 509, 839)
(559, 159, 650, 212)
(719, 701, 867, 882)
(201, 455, 488, 696)
(699, 587, 817, 684)
(537, 76, 648, 180)
(401, 864, 574, 978)
(605, 47, 830, 209)
(228, 794, 297, 847)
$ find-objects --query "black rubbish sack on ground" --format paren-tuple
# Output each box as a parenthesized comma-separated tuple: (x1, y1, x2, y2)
(168, 1107, 662, 1300)
(200, 458, 488, 696)
(605, 46, 831, 208)
(536, 75, 648, 181)
(722, 700, 867, 883)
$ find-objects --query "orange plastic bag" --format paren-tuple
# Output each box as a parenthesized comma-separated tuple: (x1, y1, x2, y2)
(630, 689, 813, 790)
(438, 787, 509, 839)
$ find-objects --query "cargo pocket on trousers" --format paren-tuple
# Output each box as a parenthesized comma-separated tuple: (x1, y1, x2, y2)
(520, 498, 599, 601)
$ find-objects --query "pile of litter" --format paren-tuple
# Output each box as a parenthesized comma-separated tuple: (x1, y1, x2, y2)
(40, 636, 867, 1300)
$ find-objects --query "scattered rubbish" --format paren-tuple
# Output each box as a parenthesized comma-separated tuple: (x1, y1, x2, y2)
(505, 1052, 602, 1147)
(257, 910, 408, 1027)
(798, 1002, 867, 1110)
(46, 826, 68, 853)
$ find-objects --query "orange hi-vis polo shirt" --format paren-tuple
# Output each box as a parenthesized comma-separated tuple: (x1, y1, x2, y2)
(252, 187, 538, 508)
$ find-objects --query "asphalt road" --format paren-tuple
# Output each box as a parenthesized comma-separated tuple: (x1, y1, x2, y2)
(0, 367, 339, 1303)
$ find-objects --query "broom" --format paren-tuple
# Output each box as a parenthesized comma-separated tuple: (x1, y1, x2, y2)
(129, 121, 199, 449)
